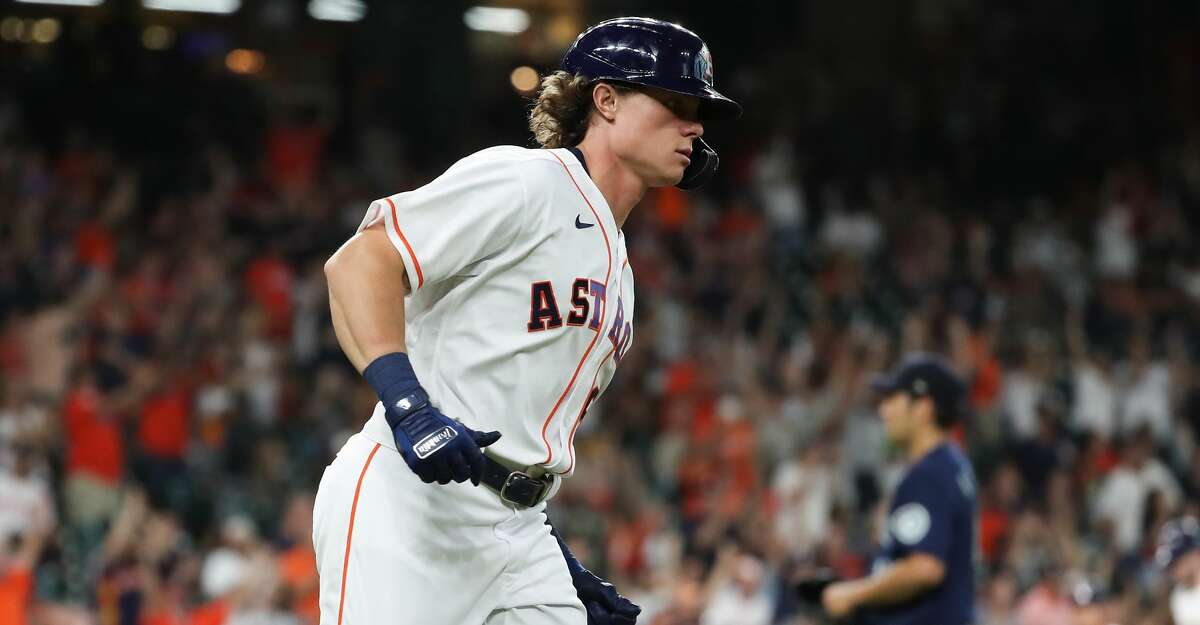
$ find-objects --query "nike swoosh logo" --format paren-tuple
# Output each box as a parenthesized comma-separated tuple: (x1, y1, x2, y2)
(575, 216, 594, 229)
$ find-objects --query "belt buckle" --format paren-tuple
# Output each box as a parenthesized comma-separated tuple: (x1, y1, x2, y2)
(499, 470, 546, 507)
(499, 471, 528, 506)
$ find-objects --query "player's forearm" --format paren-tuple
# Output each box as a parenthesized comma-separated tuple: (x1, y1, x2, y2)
(846, 553, 945, 607)
(325, 226, 409, 372)
(329, 289, 371, 372)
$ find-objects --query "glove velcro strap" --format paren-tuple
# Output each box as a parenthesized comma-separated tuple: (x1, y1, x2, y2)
(383, 388, 430, 430)
(363, 352, 426, 430)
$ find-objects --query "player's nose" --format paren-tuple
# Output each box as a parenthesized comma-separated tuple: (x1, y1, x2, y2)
(682, 120, 703, 139)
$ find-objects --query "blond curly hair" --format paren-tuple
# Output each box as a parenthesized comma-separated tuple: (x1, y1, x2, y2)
(527, 71, 596, 148)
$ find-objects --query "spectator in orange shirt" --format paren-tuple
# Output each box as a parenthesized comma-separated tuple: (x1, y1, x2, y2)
(978, 463, 1022, 565)
(0, 518, 50, 625)
(276, 493, 318, 625)
(75, 220, 115, 274)
(243, 251, 295, 340)
(61, 369, 124, 537)
(265, 105, 327, 197)
(712, 395, 760, 519)
(134, 365, 192, 512)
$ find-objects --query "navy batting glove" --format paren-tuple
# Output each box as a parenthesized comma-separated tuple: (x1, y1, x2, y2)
(549, 525, 641, 625)
(363, 353, 501, 485)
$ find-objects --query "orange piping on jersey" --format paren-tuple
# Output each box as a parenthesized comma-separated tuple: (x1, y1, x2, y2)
(539, 151, 613, 466)
(384, 197, 425, 289)
(565, 344, 618, 474)
(566, 252, 629, 473)
(337, 442, 381, 625)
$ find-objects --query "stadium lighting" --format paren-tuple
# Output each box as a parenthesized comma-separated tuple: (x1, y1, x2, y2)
(142, 25, 174, 50)
(463, 7, 529, 34)
(510, 66, 539, 93)
(14, 0, 102, 6)
(143, 0, 239, 14)
(308, 0, 364, 22)
(0, 18, 23, 42)
(31, 18, 59, 43)
(225, 48, 264, 74)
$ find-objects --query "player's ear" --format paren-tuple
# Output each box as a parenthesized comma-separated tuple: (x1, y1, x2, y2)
(592, 82, 619, 122)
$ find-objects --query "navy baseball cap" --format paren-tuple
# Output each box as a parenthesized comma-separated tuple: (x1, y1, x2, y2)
(1155, 516, 1200, 571)
(870, 352, 968, 423)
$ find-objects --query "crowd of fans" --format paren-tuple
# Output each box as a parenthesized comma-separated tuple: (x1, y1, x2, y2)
(3, 4, 1200, 625)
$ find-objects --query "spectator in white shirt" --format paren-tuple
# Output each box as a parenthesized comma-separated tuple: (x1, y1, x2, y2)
(771, 443, 835, 558)
(1092, 428, 1183, 554)
(1001, 333, 1056, 440)
(1117, 332, 1172, 442)
(700, 548, 774, 625)
(1065, 310, 1118, 441)
(0, 445, 55, 543)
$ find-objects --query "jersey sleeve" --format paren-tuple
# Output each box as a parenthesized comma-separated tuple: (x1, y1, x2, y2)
(356, 155, 528, 291)
(888, 470, 953, 562)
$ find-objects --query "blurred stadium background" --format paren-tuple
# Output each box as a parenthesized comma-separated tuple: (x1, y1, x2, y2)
(2, 0, 1200, 624)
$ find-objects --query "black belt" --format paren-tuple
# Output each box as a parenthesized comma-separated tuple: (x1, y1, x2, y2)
(480, 455, 554, 508)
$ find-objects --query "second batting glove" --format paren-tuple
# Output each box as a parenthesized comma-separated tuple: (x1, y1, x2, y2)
(549, 525, 641, 625)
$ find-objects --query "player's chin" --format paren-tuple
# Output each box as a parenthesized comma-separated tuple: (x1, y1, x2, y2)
(647, 164, 687, 188)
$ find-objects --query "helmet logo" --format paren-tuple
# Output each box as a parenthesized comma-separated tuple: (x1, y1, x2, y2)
(695, 45, 714, 85)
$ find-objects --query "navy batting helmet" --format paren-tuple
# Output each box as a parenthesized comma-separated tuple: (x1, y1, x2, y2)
(1156, 516, 1200, 571)
(562, 17, 742, 121)
(561, 17, 741, 189)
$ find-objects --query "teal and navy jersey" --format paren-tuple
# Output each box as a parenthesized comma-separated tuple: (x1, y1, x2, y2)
(873, 443, 977, 625)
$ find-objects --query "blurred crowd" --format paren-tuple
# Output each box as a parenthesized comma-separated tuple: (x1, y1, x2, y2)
(3, 4, 1200, 625)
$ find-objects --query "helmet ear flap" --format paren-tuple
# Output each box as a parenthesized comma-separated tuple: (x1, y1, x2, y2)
(676, 137, 719, 190)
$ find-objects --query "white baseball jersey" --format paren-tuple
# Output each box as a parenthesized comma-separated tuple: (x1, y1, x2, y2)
(355, 146, 635, 476)
(315, 146, 634, 625)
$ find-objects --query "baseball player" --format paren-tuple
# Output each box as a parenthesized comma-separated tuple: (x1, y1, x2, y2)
(817, 353, 977, 625)
(312, 17, 740, 625)
(1156, 516, 1200, 625)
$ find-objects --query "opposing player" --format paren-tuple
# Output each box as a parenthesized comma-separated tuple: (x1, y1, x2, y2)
(312, 17, 740, 625)
(818, 353, 977, 625)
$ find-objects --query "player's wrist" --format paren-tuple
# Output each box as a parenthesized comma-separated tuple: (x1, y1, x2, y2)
(362, 352, 425, 428)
